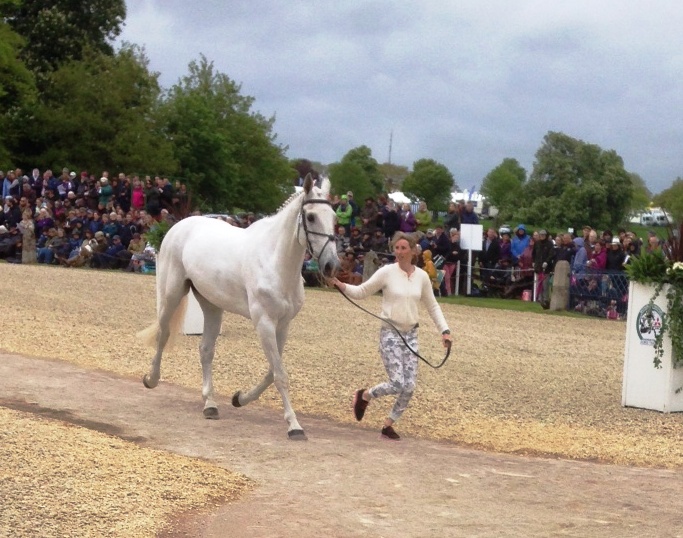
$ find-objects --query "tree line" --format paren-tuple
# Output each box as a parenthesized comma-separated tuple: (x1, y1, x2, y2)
(1, 1, 678, 225)
(0, 0, 292, 214)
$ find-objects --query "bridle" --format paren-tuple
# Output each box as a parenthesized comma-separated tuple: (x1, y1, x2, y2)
(298, 198, 336, 261)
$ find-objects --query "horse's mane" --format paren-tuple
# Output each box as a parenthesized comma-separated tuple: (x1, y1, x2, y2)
(276, 190, 305, 213)
(257, 182, 328, 227)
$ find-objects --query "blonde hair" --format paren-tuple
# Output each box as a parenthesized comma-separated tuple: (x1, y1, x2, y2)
(391, 231, 417, 250)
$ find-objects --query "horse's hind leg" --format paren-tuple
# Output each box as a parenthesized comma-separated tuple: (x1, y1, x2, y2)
(232, 318, 291, 408)
(143, 277, 189, 389)
(194, 292, 223, 419)
(232, 370, 274, 408)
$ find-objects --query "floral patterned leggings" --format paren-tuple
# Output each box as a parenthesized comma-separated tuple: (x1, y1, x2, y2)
(368, 326, 419, 423)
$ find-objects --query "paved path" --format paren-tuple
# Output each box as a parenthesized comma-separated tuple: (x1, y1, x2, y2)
(1, 353, 682, 538)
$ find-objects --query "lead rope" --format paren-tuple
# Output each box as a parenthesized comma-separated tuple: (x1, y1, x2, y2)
(332, 284, 451, 369)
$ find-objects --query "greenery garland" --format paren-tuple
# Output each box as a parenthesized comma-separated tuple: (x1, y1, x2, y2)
(145, 220, 172, 252)
(645, 276, 683, 368)
(663, 265, 683, 368)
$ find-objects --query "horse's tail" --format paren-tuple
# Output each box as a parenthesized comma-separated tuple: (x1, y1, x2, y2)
(137, 293, 189, 350)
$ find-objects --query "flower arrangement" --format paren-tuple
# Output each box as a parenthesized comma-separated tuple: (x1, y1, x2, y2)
(625, 223, 683, 368)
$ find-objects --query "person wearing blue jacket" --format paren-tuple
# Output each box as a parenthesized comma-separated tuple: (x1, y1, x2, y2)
(511, 224, 530, 264)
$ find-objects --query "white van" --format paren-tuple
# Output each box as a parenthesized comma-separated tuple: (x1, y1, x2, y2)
(652, 211, 671, 226)
(640, 213, 654, 226)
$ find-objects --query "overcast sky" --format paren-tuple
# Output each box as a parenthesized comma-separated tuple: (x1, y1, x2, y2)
(119, 1, 683, 194)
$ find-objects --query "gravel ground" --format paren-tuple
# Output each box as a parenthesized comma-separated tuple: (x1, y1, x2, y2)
(0, 406, 253, 538)
(2, 263, 683, 470)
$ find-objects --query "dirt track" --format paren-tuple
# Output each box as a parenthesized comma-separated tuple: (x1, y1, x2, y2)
(1, 264, 683, 468)
(2, 352, 683, 538)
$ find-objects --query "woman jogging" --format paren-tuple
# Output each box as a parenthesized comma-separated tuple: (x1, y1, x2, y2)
(328, 231, 452, 440)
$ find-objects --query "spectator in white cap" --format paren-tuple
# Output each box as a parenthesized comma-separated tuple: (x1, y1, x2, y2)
(97, 176, 113, 210)
(606, 237, 626, 271)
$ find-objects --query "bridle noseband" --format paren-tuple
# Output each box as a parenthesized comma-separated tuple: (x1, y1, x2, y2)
(299, 198, 335, 261)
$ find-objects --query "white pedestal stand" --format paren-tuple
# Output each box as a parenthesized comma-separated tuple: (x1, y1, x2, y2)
(622, 282, 683, 412)
(182, 289, 205, 335)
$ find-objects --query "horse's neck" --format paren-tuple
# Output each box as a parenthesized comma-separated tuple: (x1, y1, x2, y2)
(267, 195, 306, 282)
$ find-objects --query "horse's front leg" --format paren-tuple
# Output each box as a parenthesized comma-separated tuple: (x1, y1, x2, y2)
(197, 300, 223, 419)
(239, 315, 306, 440)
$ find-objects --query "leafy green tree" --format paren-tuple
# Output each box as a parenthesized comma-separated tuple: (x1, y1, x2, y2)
(0, 4, 36, 163)
(329, 145, 384, 201)
(328, 160, 369, 200)
(400, 158, 454, 211)
(291, 158, 319, 185)
(4, 0, 125, 79)
(653, 178, 683, 222)
(344, 146, 384, 192)
(12, 45, 176, 175)
(159, 54, 292, 213)
(520, 132, 633, 229)
(378, 162, 410, 192)
(628, 172, 652, 212)
(480, 158, 526, 220)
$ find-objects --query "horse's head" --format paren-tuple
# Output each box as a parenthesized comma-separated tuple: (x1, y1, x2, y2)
(300, 174, 341, 277)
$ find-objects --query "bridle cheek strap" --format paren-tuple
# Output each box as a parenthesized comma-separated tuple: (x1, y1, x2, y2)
(299, 199, 335, 261)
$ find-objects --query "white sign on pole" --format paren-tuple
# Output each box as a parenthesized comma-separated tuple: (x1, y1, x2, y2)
(460, 224, 483, 295)
(460, 224, 483, 251)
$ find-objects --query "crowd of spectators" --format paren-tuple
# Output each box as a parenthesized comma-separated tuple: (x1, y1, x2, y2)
(314, 191, 665, 316)
(3, 167, 664, 318)
(315, 193, 474, 294)
(0, 166, 194, 270)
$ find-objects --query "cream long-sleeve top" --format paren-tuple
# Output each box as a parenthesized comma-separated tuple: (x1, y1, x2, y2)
(342, 262, 450, 334)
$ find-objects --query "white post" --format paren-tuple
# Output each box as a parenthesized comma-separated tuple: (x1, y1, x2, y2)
(182, 289, 204, 335)
(455, 261, 460, 296)
(467, 251, 472, 296)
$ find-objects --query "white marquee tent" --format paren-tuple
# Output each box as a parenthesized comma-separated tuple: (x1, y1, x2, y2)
(388, 190, 495, 216)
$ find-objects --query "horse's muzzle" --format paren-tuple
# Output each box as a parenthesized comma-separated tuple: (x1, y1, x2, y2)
(322, 259, 340, 277)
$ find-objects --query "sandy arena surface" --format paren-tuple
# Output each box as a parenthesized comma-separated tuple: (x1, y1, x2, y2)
(2, 263, 683, 536)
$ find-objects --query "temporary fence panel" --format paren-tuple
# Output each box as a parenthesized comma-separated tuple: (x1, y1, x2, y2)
(452, 261, 535, 299)
(569, 269, 629, 320)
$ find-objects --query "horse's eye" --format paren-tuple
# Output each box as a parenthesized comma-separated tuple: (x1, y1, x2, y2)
(306, 214, 315, 223)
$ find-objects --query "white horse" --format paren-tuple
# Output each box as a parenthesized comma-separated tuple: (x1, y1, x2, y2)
(139, 175, 340, 440)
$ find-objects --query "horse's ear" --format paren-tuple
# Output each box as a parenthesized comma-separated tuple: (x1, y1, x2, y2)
(303, 173, 314, 194)
(319, 175, 331, 196)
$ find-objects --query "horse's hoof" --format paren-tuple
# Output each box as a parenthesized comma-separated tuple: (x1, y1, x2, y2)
(203, 407, 219, 419)
(287, 429, 308, 441)
(232, 391, 242, 408)
(142, 375, 156, 389)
